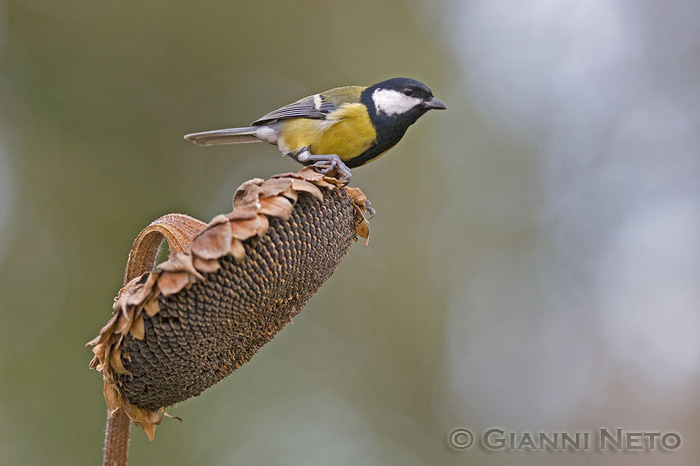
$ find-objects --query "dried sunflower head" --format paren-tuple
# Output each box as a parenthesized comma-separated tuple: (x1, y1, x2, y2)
(87, 169, 369, 439)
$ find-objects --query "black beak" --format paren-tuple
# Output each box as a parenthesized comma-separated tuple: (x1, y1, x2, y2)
(422, 97, 447, 110)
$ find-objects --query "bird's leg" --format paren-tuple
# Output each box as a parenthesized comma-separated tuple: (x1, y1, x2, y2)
(293, 148, 353, 183)
(290, 148, 375, 217)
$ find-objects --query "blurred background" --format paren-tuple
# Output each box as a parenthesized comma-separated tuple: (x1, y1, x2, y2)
(0, 0, 698, 464)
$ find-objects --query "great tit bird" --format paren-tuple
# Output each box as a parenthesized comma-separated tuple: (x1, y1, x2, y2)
(184, 77, 446, 182)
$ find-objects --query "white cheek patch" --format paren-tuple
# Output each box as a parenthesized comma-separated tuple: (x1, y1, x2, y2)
(372, 89, 422, 116)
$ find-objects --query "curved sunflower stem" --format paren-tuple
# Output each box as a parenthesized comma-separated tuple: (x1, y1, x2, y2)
(124, 214, 208, 283)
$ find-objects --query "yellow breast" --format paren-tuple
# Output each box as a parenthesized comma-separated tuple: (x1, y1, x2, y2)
(278, 103, 377, 161)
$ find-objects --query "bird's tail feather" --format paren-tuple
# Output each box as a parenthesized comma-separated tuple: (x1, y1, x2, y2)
(184, 127, 262, 146)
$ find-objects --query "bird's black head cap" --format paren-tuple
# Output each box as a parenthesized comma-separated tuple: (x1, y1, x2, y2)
(361, 77, 445, 124)
(358, 77, 445, 157)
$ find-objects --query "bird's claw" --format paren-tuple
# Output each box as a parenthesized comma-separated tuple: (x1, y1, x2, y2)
(311, 158, 352, 183)
(364, 200, 376, 220)
(312, 159, 336, 175)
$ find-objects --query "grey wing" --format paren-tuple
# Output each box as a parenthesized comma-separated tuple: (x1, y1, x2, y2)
(251, 94, 338, 126)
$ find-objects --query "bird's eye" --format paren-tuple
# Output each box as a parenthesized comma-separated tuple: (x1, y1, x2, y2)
(403, 88, 414, 96)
